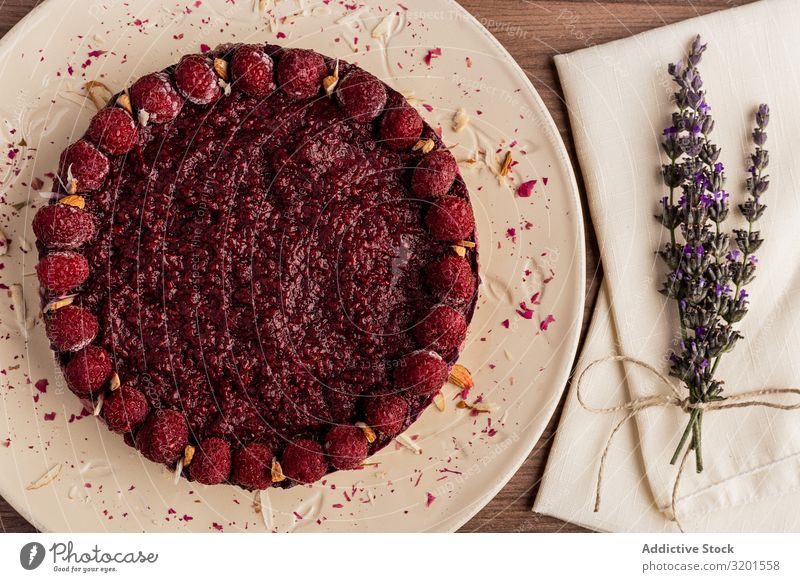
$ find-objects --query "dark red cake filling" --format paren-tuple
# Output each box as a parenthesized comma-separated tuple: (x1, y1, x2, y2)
(35, 43, 479, 488)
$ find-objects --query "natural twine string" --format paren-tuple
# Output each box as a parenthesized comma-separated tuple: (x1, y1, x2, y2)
(576, 355, 800, 532)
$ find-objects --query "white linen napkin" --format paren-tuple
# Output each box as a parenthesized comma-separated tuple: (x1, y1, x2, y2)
(535, 0, 800, 530)
(535, 286, 800, 532)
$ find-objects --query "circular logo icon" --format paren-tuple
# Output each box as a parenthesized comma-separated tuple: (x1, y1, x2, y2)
(19, 542, 46, 570)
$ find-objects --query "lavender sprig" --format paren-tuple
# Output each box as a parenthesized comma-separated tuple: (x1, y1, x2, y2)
(711, 104, 770, 374)
(656, 35, 770, 473)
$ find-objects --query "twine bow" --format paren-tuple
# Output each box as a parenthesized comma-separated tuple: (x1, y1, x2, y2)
(577, 355, 800, 531)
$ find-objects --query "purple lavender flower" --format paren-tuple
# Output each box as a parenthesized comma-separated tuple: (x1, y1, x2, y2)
(657, 35, 771, 474)
(714, 283, 732, 297)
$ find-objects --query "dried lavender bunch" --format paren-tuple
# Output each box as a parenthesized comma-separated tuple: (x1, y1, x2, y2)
(657, 35, 770, 473)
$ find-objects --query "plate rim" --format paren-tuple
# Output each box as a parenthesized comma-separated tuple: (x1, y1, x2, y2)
(428, 0, 587, 532)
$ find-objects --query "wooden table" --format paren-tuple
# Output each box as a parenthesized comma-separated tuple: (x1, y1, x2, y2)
(0, 0, 753, 533)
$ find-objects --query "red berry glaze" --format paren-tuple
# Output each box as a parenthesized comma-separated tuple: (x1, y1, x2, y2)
(87, 107, 138, 155)
(130, 72, 182, 123)
(36, 251, 90, 293)
(380, 103, 423, 150)
(364, 394, 408, 436)
(45, 305, 98, 352)
(42, 44, 482, 488)
(425, 195, 475, 241)
(174, 54, 221, 105)
(231, 45, 275, 98)
(59, 140, 109, 192)
(324, 425, 368, 470)
(411, 150, 458, 198)
(32, 204, 95, 250)
(276, 48, 326, 100)
(426, 255, 476, 306)
(281, 438, 328, 484)
(394, 350, 449, 397)
(65, 345, 113, 397)
(137, 409, 189, 465)
(336, 71, 387, 123)
(232, 443, 274, 490)
(190, 437, 232, 485)
(103, 386, 149, 433)
(413, 305, 468, 354)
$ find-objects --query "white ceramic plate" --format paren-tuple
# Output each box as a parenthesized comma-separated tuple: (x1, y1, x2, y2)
(0, 0, 584, 532)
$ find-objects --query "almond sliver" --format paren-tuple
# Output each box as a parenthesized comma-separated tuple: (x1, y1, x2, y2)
(271, 458, 286, 483)
(355, 421, 376, 443)
(449, 364, 474, 390)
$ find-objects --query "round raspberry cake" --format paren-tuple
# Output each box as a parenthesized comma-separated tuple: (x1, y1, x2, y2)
(33, 43, 479, 489)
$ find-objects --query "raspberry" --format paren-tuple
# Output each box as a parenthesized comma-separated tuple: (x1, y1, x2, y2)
(36, 251, 90, 293)
(411, 150, 458, 198)
(45, 305, 98, 352)
(413, 305, 468, 354)
(32, 204, 95, 249)
(102, 386, 149, 432)
(364, 394, 408, 436)
(426, 255, 476, 306)
(174, 54, 221, 105)
(137, 409, 189, 465)
(59, 140, 109, 192)
(336, 71, 387, 123)
(425, 195, 475, 241)
(64, 345, 112, 397)
(231, 45, 275, 98)
(87, 107, 138, 155)
(276, 48, 326, 100)
(324, 425, 368, 470)
(281, 438, 328, 484)
(393, 350, 449, 396)
(190, 437, 232, 485)
(232, 443, 274, 490)
(380, 103, 423, 150)
(130, 72, 183, 124)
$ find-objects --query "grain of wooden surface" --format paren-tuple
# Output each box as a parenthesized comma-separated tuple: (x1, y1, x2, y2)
(0, 0, 755, 534)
